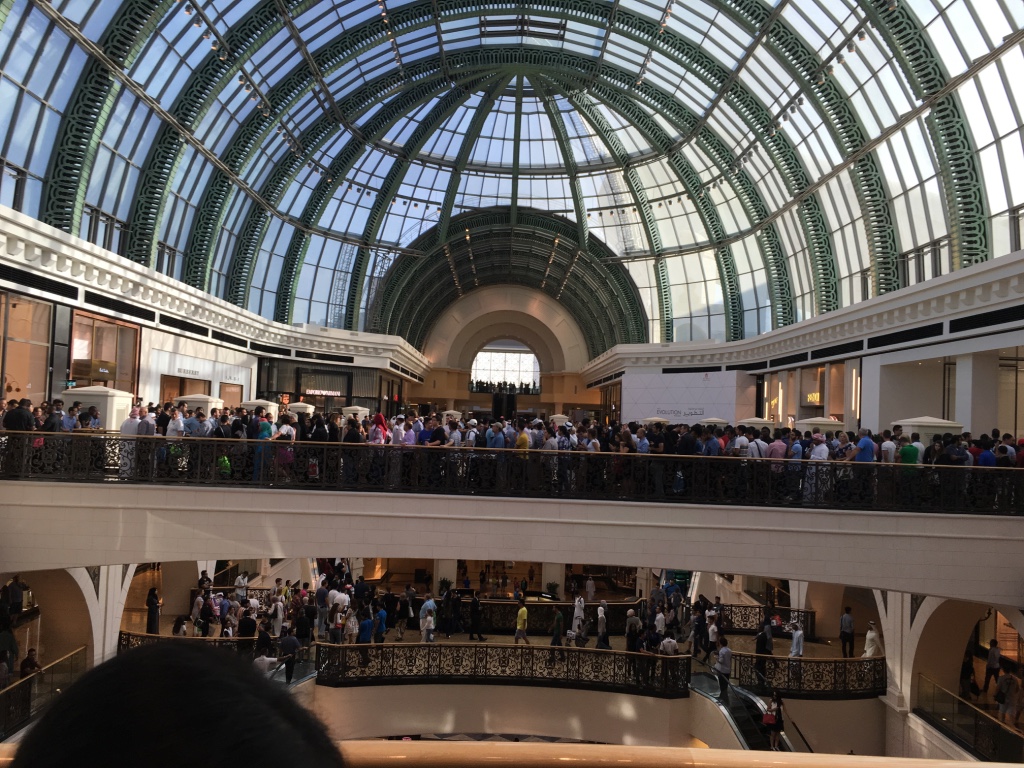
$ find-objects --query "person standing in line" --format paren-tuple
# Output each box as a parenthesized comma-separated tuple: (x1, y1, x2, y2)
(766, 691, 786, 751)
(996, 670, 1020, 725)
(468, 590, 487, 642)
(278, 626, 302, 683)
(862, 621, 883, 657)
(585, 575, 596, 603)
(713, 637, 732, 699)
(235, 571, 249, 603)
(984, 639, 1002, 693)
(515, 599, 530, 645)
(145, 588, 161, 635)
(839, 606, 855, 658)
(789, 622, 804, 657)
(567, 593, 583, 634)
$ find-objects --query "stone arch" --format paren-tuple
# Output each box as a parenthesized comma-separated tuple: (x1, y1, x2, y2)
(907, 597, 990, 704)
(422, 286, 592, 374)
(26, 568, 96, 665)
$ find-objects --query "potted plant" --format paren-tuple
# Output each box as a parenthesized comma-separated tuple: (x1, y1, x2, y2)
(546, 581, 560, 599)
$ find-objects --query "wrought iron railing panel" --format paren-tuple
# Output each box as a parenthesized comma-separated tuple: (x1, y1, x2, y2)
(717, 605, 816, 639)
(315, 642, 690, 698)
(2, 433, 1022, 516)
(730, 653, 886, 699)
(116, 630, 287, 656)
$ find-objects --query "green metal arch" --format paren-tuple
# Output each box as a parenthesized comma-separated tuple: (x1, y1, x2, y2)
(562, 91, 678, 343)
(41, 0, 176, 235)
(168, 0, 831, 313)
(224, 69, 492, 305)
(546, 75, 745, 341)
(267, 46, 826, 336)
(371, 209, 648, 356)
(858, 0, 988, 269)
(713, 0, 896, 302)
(303, 76, 497, 325)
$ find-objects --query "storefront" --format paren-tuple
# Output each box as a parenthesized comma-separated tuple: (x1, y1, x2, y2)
(144, 345, 252, 408)
(70, 310, 140, 395)
(258, 359, 404, 418)
(0, 289, 52, 404)
(761, 362, 850, 428)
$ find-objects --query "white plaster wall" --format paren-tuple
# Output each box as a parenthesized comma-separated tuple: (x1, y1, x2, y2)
(784, 698, 885, 756)
(620, 370, 756, 425)
(3, 482, 1024, 605)
(138, 328, 256, 405)
(313, 683, 740, 748)
(860, 359, 945, 432)
(887, 708, 978, 761)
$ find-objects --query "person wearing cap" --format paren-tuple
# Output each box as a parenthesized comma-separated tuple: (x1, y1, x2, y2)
(465, 419, 479, 447)
(862, 620, 882, 657)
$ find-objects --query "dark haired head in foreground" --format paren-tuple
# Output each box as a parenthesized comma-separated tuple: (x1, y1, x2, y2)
(13, 643, 343, 768)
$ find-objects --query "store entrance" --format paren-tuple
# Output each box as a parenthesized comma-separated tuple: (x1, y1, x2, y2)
(160, 375, 211, 404)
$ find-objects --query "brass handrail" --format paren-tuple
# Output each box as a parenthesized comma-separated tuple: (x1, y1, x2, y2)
(2, 430, 1015, 473)
(2, 740, 1013, 767)
(0, 645, 87, 696)
(917, 673, 1022, 737)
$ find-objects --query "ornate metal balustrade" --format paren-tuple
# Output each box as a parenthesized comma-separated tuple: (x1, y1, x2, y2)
(0, 646, 87, 740)
(2, 432, 1022, 516)
(729, 653, 886, 699)
(117, 630, 289, 657)
(315, 641, 690, 698)
(717, 604, 816, 640)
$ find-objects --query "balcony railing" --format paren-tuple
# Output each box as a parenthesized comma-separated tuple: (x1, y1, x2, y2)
(716, 604, 816, 640)
(315, 641, 690, 698)
(729, 653, 887, 699)
(2, 432, 1021, 515)
(0, 646, 87, 740)
(914, 673, 1024, 762)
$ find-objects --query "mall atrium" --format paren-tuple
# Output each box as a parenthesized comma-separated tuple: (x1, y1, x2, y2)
(0, 0, 1023, 763)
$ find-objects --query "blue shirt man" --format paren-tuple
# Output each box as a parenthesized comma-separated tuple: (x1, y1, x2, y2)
(855, 431, 875, 462)
(61, 411, 79, 431)
(703, 435, 721, 457)
(977, 448, 996, 467)
(357, 617, 374, 644)
(375, 607, 388, 639)
(486, 425, 506, 449)
(636, 435, 650, 454)
(419, 596, 437, 620)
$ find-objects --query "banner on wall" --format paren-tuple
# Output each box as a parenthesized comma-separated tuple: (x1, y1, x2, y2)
(620, 370, 756, 424)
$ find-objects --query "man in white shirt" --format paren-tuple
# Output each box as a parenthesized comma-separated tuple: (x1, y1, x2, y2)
(334, 588, 351, 611)
(731, 426, 750, 457)
(234, 571, 249, 602)
(403, 421, 417, 445)
(880, 431, 897, 463)
(253, 648, 280, 677)
(911, 432, 926, 464)
(465, 419, 479, 447)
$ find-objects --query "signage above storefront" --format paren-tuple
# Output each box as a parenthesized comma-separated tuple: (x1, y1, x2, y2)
(305, 388, 343, 397)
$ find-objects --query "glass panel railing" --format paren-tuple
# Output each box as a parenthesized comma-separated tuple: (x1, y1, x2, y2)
(915, 673, 1024, 762)
(0, 646, 88, 740)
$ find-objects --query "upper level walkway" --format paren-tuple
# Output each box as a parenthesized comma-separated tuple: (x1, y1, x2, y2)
(2, 434, 1023, 604)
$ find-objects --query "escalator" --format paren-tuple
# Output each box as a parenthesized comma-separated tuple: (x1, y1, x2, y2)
(689, 660, 793, 751)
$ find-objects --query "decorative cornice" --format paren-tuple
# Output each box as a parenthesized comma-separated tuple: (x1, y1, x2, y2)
(583, 250, 1024, 381)
(0, 206, 429, 379)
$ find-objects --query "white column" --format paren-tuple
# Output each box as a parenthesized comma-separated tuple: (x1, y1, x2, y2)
(67, 564, 137, 666)
(433, 559, 458, 595)
(954, 351, 999, 434)
(540, 563, 565, 599)
(788, 580, 809, 611)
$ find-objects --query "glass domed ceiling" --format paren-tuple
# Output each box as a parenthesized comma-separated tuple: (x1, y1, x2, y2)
(0, 0, 1021, 351)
